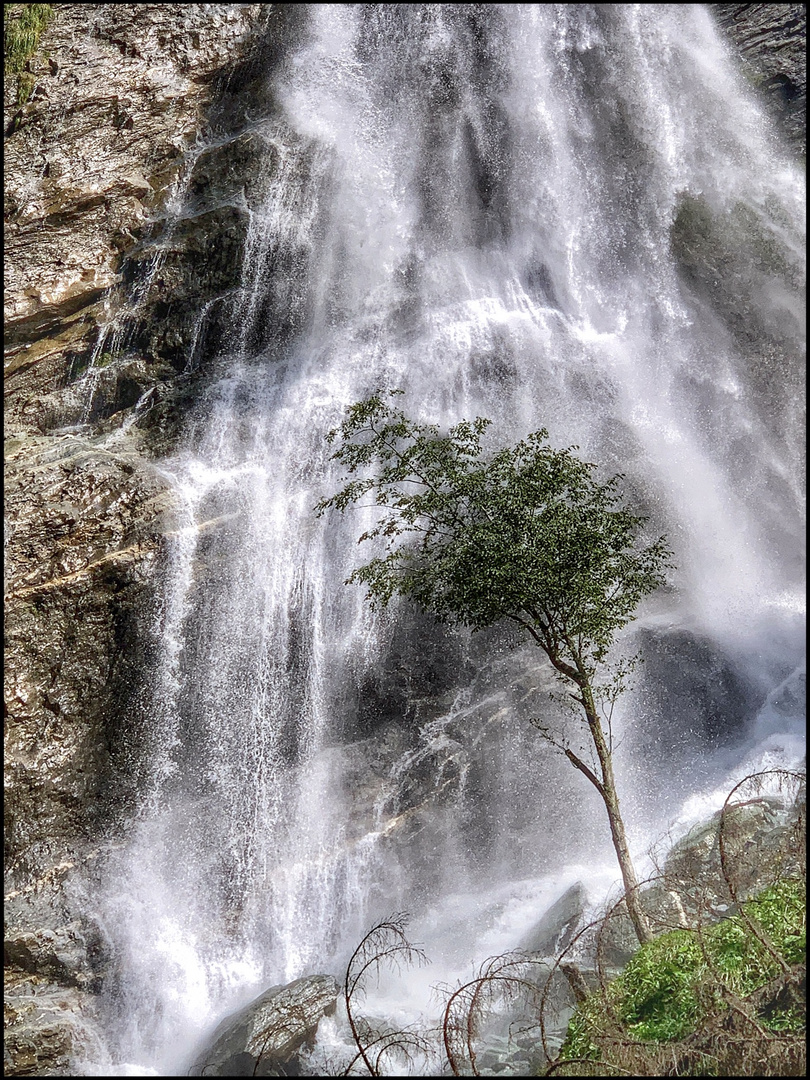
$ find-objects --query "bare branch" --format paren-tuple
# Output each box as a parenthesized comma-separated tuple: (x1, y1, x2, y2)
(342, 915, 431, 1076)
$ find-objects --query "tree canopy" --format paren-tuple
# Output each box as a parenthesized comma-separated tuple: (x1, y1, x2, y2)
(317, 389, 672, 686)
(318, 389, 674, 946)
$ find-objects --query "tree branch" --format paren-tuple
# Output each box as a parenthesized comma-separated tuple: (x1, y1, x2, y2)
(564, 746, 605, 798)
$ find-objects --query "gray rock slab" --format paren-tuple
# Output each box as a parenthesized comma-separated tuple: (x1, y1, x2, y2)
(189, 974, 340, 1076)
(518, 882, 587, 958)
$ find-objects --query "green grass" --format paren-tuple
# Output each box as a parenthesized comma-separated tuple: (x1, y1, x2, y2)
(560, 878, 806, 1063)
(4, 4, 54, 75)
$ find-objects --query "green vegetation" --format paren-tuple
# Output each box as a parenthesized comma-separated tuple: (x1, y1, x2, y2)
(559, 878, 806, 1069)
(4, 3, 53, 72)
(709, 879, 805, 991)
(4, 3, 53, 105)
(614, 929, 705, 1042)
(14, 68, 33, 104)
(318, 390, 673, 946)
(335, 769, 804, 1076)
(68, 347, 122, 382)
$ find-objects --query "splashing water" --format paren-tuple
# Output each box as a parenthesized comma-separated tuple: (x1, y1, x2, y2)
(86, 6, 804, 1074)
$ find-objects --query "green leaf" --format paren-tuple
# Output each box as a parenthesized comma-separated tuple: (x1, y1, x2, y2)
(316, 392, 674, 687)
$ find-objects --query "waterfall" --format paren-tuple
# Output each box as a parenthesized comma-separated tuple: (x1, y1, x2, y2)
(87, 5, 804, 1075)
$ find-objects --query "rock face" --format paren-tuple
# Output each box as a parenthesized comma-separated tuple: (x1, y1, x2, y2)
(189, 975, 340, 1077)
(5, 432, 174, 864)
(4, 3, 271, 431)
(519, 883, 588, 959)
(4, 5, 272, 1075)
(3, 975, 103, 1078)
(711, 3, 806, 155)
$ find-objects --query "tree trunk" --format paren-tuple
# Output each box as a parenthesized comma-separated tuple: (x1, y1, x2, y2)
(581, 684, 653, 946)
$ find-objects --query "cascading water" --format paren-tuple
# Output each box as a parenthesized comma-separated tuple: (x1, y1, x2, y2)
(85, 5, 804, 1075)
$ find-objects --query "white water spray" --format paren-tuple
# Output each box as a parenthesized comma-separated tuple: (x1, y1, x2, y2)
(87, 6, 804, 1074)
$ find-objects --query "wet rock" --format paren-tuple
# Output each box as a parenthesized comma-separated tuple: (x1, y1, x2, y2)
(636, 627, 757, 748)
(4, 8, 278, 1073)
(188, 129, 278, 210)
(3, 973, 103, 1078)
(189, 975, 340, 1076)
(120, 202, 254, 372)
(4, 4, 270, 431)
(4, 432, 175, 859)
(595, 794, 805, 970)
(667, 190, 804, 569)
(4, 923, 103, 994)
(662, 795, 805, 903)
(519, 883, 587, 958)
(3, 431, 175, 1070)
(711, 3, 806, 154)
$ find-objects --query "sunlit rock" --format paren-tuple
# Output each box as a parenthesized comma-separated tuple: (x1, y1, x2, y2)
(189, 975, 339, 1077)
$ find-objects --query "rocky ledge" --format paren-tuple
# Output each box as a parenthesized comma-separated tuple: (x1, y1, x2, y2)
(4, 5, 272, 1075)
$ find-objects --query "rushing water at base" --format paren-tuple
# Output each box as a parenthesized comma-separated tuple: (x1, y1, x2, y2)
(85, 5, 804, 1074)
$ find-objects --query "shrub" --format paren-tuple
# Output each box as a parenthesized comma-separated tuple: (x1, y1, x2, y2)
(558, 878, 806, 1069)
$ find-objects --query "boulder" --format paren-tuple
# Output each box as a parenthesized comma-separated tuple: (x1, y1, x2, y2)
(519, 882, 587, 959)
(594, 794, 805, 970)
(189, 974, 340, 1076)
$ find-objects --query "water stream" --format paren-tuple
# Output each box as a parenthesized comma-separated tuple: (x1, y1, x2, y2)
(86, 5, 804, 1074)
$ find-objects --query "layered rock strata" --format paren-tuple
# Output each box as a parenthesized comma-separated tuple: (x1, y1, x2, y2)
(4, 5, 270, 1074)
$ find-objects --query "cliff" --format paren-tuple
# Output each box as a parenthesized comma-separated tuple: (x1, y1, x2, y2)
(4, 5, 273, 1073)
(3, 4, 806, 1075)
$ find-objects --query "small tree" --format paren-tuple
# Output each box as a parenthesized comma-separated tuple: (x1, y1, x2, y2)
(317, 390, 673, 945)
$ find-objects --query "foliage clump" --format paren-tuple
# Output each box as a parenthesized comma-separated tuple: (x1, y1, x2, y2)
(318, 391, 670, 664)
(4, 4, 53, 71)
(558, 878, 806, 1071)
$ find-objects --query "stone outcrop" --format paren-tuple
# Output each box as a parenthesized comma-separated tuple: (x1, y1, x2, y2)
(711, 3, 806, 155)
(4, 4, 270, 429)
(3, 974, 104, 1078)
(4, 5, 272, 1075)
(5, 432, 175, 840)
(519, 883, 588, 960)
(189, 975, 340, 1077)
